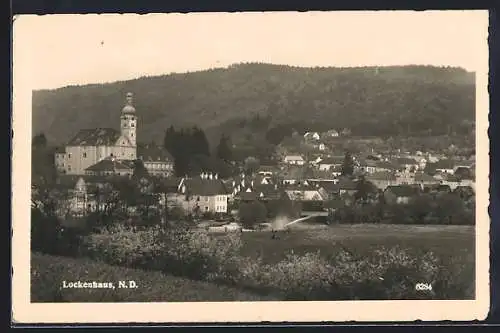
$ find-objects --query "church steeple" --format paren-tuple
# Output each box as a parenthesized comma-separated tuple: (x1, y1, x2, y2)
(120, 92, 137, 147)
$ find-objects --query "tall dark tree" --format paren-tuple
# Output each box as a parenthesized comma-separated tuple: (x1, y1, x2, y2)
(341, 150, 354, 176)
(32, 133, 47, 148)
(131, 159, 149, 182)
(192, 127, 210, 156)
(216, 134, 232, 162)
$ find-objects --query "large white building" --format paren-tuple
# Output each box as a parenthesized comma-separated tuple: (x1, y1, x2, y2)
(55, 92, 173, 176)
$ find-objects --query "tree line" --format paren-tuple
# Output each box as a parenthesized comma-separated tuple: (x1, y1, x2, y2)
(163, 125, 234, 178)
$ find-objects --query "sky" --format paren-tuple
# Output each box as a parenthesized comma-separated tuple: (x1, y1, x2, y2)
(14, 10, 488, 90)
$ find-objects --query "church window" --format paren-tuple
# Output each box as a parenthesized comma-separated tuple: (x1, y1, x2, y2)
(83, 152, 87, 158)
(131, 133, 134, 137)
(131, 123, 135, 128)
(68, 153, 72, 158)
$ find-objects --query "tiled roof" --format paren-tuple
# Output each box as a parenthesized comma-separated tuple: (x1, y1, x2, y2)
(434, 159, 455, 169)
(424, 184, 452, 193)
(375, 161, 398, 170)
(385, 185, 420, 197)
(155, 177, 182, 193)
(366, 171, 397, 181)
(238, 191, 258, 201)
(138, 144, 173, 162)
(284, 155, 304, 161)
(414, 172, 437, 182)
(55, 146, 66, 153)
(67, 128, 120, 146)
(395, 157, 418, 165)
(183, 177, 229, 196)
(86, 159, 133, 172)
(319, 156, 344, 165)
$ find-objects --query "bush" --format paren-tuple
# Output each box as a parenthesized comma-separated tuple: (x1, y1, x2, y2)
(31, 208, 83, 257)
(80, 224, 243, 281)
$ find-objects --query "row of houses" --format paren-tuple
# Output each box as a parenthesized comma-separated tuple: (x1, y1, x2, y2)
(50, 163, 475, 220)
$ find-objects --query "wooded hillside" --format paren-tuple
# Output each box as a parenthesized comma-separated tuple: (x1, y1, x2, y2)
(32, 63, 475, 147)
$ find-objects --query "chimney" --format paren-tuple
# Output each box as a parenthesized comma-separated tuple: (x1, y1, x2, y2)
(215, 173, 218, 179)
(209, 173, 213, 180)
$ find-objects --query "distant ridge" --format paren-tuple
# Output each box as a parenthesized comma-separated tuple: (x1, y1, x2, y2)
(32, 63, 475, 146)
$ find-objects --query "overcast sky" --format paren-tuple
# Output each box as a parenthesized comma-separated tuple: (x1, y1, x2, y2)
(14, 10, 487, 90)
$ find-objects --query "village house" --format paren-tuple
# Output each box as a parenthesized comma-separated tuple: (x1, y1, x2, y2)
(384, 185, 420, 204)
(323, 129, 339, 138)
(414, 172, 440, 189)
(395, 171, 415, 185)
(434, 159, 455, 174)
(317, 156, 344, 171)
(394, 157, 420, 173)
(84, 157, 134, 177)
(303, 132, 320, 141)
(169, 173, 230, 216)
(51, 175, 118, 218)
(440, 174, 465, 191)
(357, 159, 379, 174)
(137, 144, 174, 177)
(365, 171, 397, 190)
(283, 154, 305, 166)
(55, 93, 138, 175)
(279, 165, 309, 185)
(423, 184, 452, 195)
(337, 178, 358, 196)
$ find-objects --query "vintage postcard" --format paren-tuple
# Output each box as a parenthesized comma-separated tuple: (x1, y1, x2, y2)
(12, 10, 490, 323)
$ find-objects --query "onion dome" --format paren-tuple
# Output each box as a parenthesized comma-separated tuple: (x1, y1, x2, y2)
(121, 92, 136, 114)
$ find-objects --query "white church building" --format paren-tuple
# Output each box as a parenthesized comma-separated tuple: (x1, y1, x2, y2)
(55, 92, 173, 176)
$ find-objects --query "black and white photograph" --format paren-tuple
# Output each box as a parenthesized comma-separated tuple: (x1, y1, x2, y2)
(12, 10, 489, 323)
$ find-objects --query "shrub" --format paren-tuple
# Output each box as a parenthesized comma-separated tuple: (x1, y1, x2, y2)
(78, 225, 473, 301)
(80, 225, 243, 281)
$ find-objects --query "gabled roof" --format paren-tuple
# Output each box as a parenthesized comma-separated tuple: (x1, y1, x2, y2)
(434, 159, 455, 169)
(395, 157, 418, 165)
(85, 159, 133, 172)
(67, 128, 120, 146)
(155, 177, 182, 193)
(375, 161, 398, 170)
(284, 155, 304, 161)
(238, 191, 258, 201)
(414, 172, 437, 182)
(366, 171, 397, 181)
(182, 177, 229, 196)
(385, 185, 420, 197)
(319, 156, 344, 165)
(424, 184, 452, 193)
(138, 144, 173, 162)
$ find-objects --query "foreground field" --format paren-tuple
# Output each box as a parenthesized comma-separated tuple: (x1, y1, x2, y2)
(32, 224, 475, 302)
(31, 253, 281, 302)
(239, 224, 475, 264)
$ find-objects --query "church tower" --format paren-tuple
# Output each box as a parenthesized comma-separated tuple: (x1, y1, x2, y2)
(120, 92, 137, 147)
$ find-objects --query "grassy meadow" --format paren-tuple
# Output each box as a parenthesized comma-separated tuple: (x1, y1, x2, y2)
(238, 224, 475, 264)
(31, 223, 475, 302)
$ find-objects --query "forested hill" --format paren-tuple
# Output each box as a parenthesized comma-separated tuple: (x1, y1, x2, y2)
(32, 63, 475, 146)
